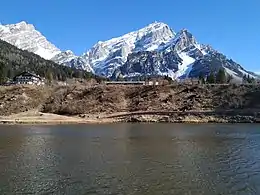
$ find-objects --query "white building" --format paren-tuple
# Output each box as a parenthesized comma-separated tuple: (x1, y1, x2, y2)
(13, 72, 44, 85)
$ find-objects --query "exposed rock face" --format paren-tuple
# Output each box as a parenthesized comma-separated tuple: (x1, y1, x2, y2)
(82, 22, 175, 77)
(63, 56, 94, 73)
(51, 50, 76, 64)
(112, 50, 182, 79)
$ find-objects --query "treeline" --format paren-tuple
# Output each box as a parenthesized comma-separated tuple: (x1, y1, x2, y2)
(199, 69, 233, 84)
(116, 68, 258, 85)
(242, 74, 256, 84)
(0, 39, 106, 84)
(199, 69, 257, 84)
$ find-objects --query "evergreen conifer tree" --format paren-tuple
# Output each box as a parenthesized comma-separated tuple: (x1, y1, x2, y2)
(216, 69, 226, 83)
(207, 72, 215, 84)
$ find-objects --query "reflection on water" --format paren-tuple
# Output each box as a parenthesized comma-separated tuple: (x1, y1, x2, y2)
(0, 124, 260, 194)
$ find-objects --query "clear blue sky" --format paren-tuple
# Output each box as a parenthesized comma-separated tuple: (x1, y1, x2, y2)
(1, 0, 260, 72)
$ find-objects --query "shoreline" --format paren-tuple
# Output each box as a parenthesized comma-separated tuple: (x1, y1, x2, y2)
(0, 110, 259, 125)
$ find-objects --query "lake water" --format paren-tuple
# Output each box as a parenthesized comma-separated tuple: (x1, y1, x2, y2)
(0, 124, 260, 195)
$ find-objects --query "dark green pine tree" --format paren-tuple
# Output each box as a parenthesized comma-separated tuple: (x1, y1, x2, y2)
(247, 74, 250, 81)
(207, 72, 215, 84)
(242, 74, 248, 83)
(198, 73, 205, 84)
(164, 75, 173, 84)
(7, 68, 14, 79)
(84, 72, 92, 80)
(247, 75, 256, 84)
(46, 68, 53, 85)
(216, 69, 226, 84)
(0, 62, 6, 84)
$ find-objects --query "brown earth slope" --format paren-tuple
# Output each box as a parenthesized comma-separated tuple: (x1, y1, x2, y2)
(0, 86, 52, 116)
(41, 84, 260, 115)
(1, 84, 260, 123)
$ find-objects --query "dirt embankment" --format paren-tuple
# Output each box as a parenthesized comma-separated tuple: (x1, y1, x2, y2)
(1, 84, 260, 123)
(41, 84, 260, 114)
(0, 85, 52, 116)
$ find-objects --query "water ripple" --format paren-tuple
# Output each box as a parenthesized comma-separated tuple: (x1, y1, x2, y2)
(0, 124, 260, 195)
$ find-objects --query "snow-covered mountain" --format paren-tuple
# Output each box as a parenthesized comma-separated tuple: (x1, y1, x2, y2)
(79, 22, 175, 77)
(0, 21, 257, 80)
(110, 27, 257, 80)
(0, 21, 61, 60)
(75, 22, 257, 80)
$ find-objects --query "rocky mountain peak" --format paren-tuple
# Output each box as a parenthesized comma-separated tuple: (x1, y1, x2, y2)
(0, 21, 61, 60)
(173, 28, 198, 52)
(78, 22, 176, 77)
(64, 50, 74, 55)
(0, 21, 37, 37)
(13, 21, 33, 29)
(138, 21, 171, 33)
(1, 21, 33, 32)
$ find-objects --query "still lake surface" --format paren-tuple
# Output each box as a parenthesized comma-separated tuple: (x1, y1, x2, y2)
(0, 124, 260, 195)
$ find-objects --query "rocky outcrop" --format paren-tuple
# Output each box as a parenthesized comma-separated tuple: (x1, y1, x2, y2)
(112, 50, 181, 79)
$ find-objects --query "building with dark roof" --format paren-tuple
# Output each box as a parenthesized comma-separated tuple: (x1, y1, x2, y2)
(13, 72, 44, 85)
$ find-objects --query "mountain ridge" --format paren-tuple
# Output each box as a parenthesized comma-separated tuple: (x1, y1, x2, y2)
(0, 21, 257, 81)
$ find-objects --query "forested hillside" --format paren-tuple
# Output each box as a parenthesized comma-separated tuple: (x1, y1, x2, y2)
(0, 39, 101, 83)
